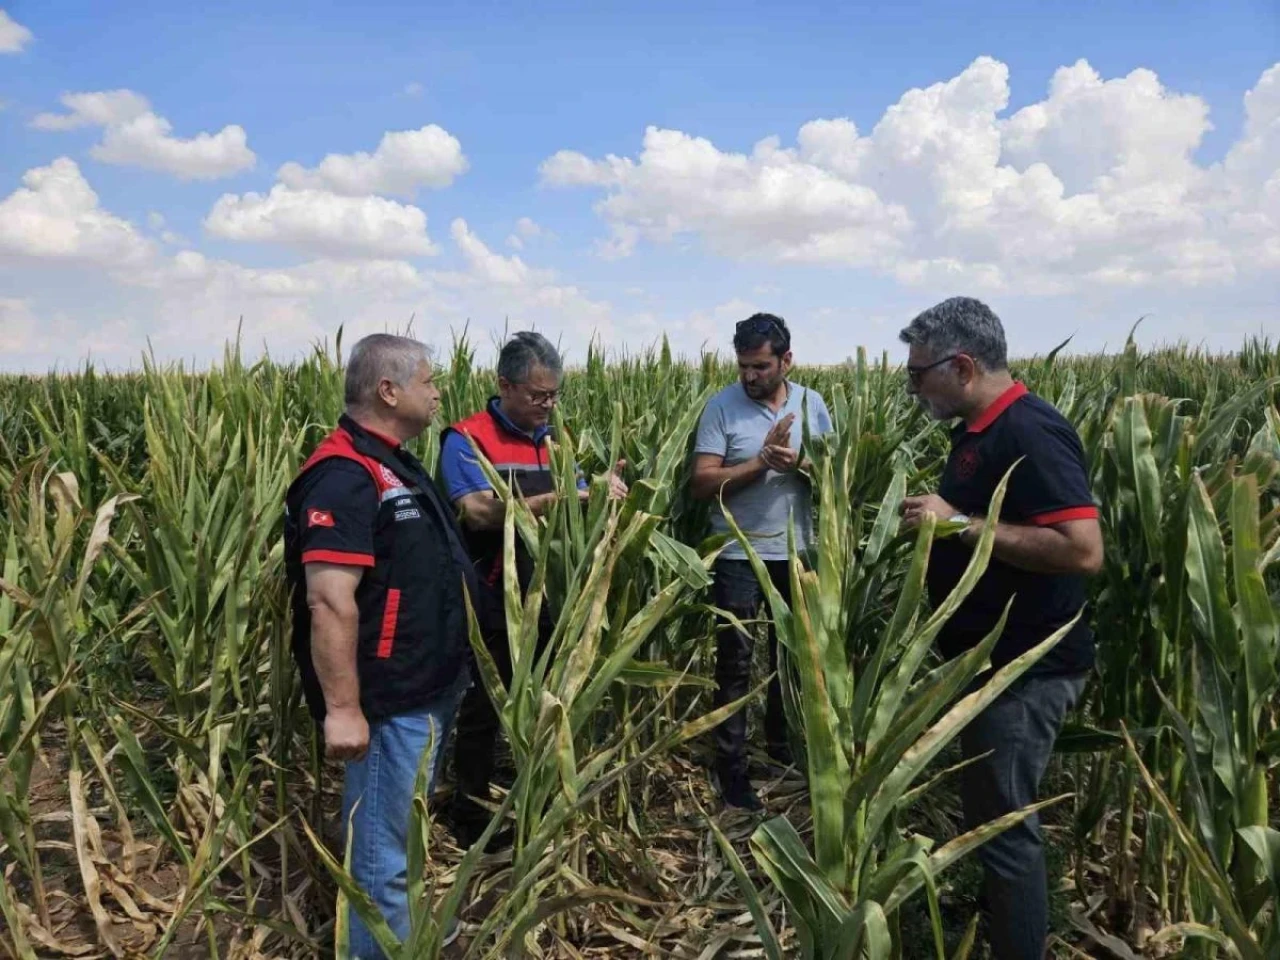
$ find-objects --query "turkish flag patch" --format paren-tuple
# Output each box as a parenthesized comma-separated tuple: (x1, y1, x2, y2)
(308, 509, 336, 528)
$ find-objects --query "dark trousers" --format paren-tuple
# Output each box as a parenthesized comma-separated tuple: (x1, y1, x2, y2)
(960, 670, 1087, 960)
(451, 611, 552, 826)
(711, 558, 790, 778)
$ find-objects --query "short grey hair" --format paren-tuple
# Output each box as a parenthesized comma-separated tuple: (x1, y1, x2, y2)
(344, 334, 431, 409)
(497, 331, 563, 384)
(899, 297, 1008, 371)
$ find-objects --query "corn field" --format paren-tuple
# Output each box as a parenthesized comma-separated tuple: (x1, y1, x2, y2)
(0, 329, 1278, 959)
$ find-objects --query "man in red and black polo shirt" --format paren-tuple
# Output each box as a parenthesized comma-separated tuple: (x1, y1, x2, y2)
(898, 298, 1103, 960)
(439, 331, 626, 847)
(284, 334, 475, 957)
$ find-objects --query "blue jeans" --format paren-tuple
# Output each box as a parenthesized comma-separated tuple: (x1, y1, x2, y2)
(342, 676, 467, 960)
(961, 670, 1087, 960)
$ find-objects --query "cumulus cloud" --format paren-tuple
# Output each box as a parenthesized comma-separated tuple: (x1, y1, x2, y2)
(277, 125, 468, 197)
(31, 89, 255, 180)
(430, 218, 622, 348)
(507, 216, 545, 249)
(542, 126, 910, 264)
(204, 184, 438, 258)
(451, 218, 536, 284)
(31, 90, 150, 130)
(0, 157, 153, 266)
(0, 9, 32, 53)
(86, 220, 620, 369)
(542, 57, 1280, 294)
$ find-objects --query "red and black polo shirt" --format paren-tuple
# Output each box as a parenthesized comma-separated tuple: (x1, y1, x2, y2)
(284, 415, 477, 723)
(439, 399, 558, 600)
(928, 382, 1100, 676)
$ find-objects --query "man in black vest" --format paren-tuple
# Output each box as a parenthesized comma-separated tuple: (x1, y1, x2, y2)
(439, 331, 626, 847)
(284, 334, 475, 956)
(898, 298, 1103, 960)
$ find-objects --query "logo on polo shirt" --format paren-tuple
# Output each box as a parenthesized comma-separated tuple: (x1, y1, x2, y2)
(379, 464, 400, 487)
(308, 509, 335, 528)
(956, 447, 981, 481)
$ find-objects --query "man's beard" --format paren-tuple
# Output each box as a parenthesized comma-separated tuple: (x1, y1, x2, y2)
(915, 393, 957, 421)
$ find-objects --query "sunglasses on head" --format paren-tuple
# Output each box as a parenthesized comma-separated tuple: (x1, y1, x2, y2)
(736, 316, 790, 347)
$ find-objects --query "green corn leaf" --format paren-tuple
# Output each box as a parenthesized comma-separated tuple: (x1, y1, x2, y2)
(1230, 476, 1279, 733)
(751, 816, 850, 937)
(881, 794, 1069, 915)
(862, 617, 1076, 858)
(1113, 397, 1163, 559)
(1120, 723, 1262, 960)
(300, 814, 403, 960)
(1237, 826, 1280, 902)
(704, 808, 785, 960)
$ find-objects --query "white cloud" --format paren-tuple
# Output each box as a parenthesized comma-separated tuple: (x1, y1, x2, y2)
(506, 216, 545, 250)
(0, 297, 38, 346)
(0, 157, 153, 266)
(15, 220, 625, 370)
(0, 9, 32, 53)
(0, 298, 136, 370)
(4, 58, 1275, 373)
(438, 219, 620, 347)
(404, 82, 424, 98)
(451, 218, 537, 285)
(277, 125, 467, 197)
(543, 57, 1280, 295)
(31, 89, 255, 180)
(204, 184, 438, 258)
(684, 297, 757, 351)
(32, 90, 151, 130)
(542, 126, 910, 265)
(94, 115, 254, 180)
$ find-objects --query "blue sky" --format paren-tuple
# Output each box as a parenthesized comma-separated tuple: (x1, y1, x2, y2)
(0, 0, 1276, 370)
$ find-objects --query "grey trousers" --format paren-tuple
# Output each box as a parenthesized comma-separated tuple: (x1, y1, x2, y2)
(960, 670, 1087, 960)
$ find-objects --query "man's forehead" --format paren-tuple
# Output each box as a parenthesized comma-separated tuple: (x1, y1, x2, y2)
(524, 363, 561, 387)
(736, 346, 782, 364)
(906, 343, 935, 363)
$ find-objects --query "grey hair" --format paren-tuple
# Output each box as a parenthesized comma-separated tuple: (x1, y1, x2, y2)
(497, 331, 563, 384)
(899, 297, 1008, 371)
(344, 334, 432, 409)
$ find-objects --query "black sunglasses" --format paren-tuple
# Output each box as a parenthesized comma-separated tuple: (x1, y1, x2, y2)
(905, 354, 960, 383)
(736, 316, 790, 347)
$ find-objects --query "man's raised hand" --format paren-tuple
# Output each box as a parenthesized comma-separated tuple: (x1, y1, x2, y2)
(763, 414, 795, 451)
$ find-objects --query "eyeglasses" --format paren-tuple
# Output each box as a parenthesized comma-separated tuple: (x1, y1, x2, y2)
(736, 316, 790, 348)
(905, 354, 960, 384)
(523, 387, 560, 407)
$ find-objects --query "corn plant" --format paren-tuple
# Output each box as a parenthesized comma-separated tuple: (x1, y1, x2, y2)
(0, 330, 1277, 959)
(715, 413, 1079, 957)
